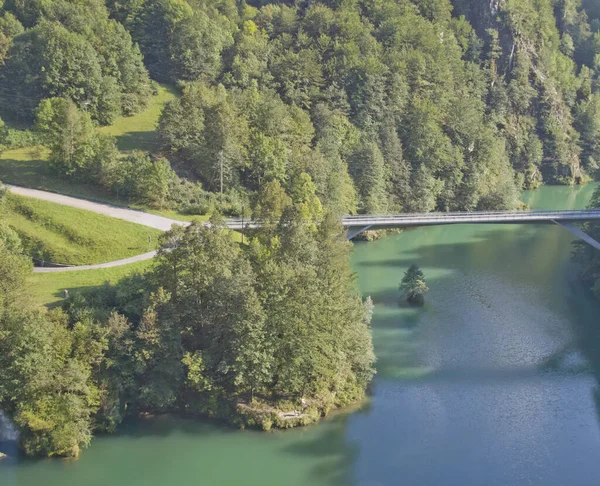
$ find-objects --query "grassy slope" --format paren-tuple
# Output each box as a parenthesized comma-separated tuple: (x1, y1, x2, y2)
(29, 260, 154, 308)
(98, 85, 178, 152)
(30, 228, 244, 307)
(5, 194, 161, 265)
(0, 85, 180, 211)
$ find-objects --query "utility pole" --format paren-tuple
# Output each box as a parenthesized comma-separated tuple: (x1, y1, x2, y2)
(241, 205, 245, 244)
(219, 150, 224, 202)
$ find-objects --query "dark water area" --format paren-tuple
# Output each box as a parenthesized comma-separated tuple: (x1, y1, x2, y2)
(2, 184, 600, 485)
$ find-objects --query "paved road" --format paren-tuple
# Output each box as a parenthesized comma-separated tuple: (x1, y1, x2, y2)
(7, 185, 187, 231)
(34, 251, 158, 273)
(5, 185, 188, 273)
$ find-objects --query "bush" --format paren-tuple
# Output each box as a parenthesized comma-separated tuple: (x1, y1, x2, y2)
(99, 152, 178, 208)
(0, 122, 38, 150)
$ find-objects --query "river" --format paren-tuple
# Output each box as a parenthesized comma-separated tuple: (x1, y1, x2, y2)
(1, 184, 600, 485)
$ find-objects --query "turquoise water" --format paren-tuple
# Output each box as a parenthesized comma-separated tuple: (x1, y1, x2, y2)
(2, 184, 600, 485)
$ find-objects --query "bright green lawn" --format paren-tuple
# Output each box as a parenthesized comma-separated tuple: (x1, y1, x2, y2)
(0, 146, 124, 203)
(5, 194, 161, 265)
(29, 259, 154, 308)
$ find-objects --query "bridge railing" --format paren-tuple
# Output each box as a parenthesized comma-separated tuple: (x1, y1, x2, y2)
(225, 209, 600, 228)
(341, 209, 600, 223)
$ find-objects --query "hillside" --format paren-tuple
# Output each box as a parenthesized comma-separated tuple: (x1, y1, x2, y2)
(0, 0, 598, 218)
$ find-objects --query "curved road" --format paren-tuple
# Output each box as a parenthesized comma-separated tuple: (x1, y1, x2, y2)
(33, 251, 159, 273)
(6, 185, 189, 273)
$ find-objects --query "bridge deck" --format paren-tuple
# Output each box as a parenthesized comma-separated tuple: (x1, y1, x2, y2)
(226, 209, 600, 230)
(341, 209, 600, 228)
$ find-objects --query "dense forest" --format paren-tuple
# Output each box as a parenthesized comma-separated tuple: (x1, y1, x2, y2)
(2, 0, 600, 459)
(1, 0, 600, 215)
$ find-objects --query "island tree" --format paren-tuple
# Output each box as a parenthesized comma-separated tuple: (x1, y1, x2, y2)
(400, 264, 429, 306)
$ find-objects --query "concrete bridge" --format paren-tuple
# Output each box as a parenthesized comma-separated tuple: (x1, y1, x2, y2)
(227, 209, 600, 249)
(9, 183, 600, 272)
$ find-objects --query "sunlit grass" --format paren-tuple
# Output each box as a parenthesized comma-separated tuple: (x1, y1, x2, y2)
(29, 259, 155, 308)
(5, 194, 161, 265)
(0, 146, 122, 203)
(98, 85, 178, 152)
(0, 85, 184, 214)
(28, 227, 243, 307)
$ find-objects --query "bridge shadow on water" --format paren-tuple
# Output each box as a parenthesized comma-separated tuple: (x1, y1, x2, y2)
(355, 221, 600, 390)
(356, 225, 549, 273)
(269, 218, 600, 484)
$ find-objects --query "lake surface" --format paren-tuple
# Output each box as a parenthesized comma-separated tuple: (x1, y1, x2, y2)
(2, 184, 600, 486)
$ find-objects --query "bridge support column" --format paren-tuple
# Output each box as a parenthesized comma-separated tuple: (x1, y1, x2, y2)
(347, 225, 373, 240)
(552, 220, 600, 251)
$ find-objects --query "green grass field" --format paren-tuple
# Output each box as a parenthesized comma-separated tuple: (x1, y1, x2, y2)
(98, 85, 178, 152)
(29, 259, 155, 308)
(28, 226, 243, 307)
(0, 145, 124, 203)
(5, 194, 161, 265)
(0, 85, 180, 209)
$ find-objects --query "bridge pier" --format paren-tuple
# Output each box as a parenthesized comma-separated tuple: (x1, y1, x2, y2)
(347, 225, 373, 240)
(552, 221, 600, 251)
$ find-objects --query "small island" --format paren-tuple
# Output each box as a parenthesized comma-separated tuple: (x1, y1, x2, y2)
(400, 264, 429, 306)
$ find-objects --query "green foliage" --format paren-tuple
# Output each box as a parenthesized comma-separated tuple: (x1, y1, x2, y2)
(252, 179, 292, 221)
(1, 176, 375, 458)
(0, 0, 151, 124)
(98, 151, 177, 208)
(0, 11, 23, 63)
(1, 308, 99, 458)
(13, 203, 374, 457)
(35, 98, 118, 179)
(4, 0, 600, 213)
(400, 264, 429, 306)
(109, 0, 233, 83)
(348, 138, 388, 214)
(0, 196, 99, 458)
